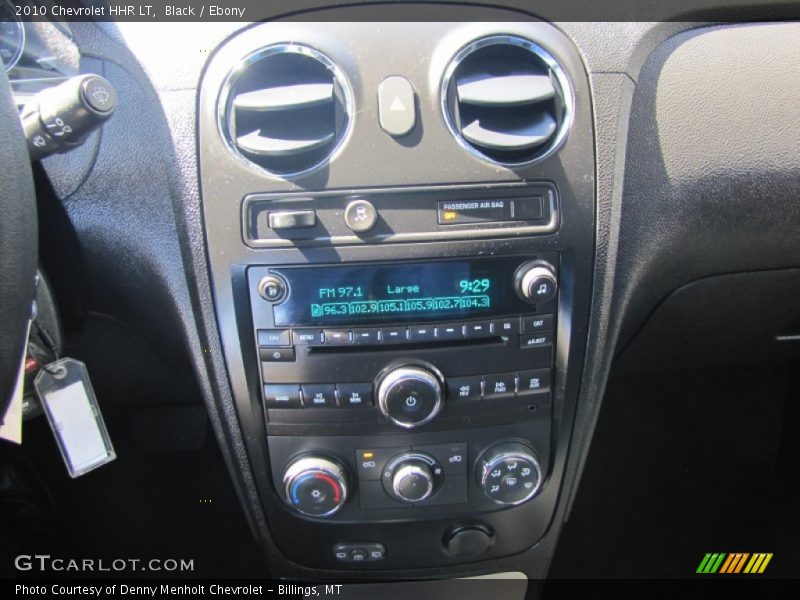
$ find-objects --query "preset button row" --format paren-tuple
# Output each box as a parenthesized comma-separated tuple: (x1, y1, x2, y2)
(256, 314, 553, 352)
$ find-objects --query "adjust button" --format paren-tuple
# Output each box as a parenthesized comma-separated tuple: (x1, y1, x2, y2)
(301, 384, 337, 407)
(519, 332, 553, 349)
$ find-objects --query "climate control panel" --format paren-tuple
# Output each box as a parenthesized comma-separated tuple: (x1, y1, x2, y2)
(278, 442, 544, 518)
(271, 421, 550, 523)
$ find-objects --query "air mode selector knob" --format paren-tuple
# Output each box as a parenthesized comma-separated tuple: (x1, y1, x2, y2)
(282, 456, 348, 517)
(478, 443, 543, 506)
(377, 365, 443, 429)
(514, 261, 558, 305)
(382, 451, 443, 503)
(392, 462, 435, 503)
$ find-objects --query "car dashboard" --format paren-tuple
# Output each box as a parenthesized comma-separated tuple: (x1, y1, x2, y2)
(4, 0, 800, 588)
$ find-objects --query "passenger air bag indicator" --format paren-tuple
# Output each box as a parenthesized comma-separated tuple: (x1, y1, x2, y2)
(437, 196, 543, 225)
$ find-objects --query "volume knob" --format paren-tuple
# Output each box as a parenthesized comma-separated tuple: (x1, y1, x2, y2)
(515, 261, 558, 305)
(376, 365, 443, 429)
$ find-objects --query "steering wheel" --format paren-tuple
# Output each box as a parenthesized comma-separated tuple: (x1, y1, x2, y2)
(0, 67, 37, 420)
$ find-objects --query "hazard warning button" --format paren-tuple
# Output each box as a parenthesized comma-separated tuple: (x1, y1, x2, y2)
(378, 76, 416, 137)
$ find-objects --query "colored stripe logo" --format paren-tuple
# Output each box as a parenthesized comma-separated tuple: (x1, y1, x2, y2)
(696, 552, 773, 574)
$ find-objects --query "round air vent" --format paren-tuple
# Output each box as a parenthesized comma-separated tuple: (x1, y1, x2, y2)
(441, 35, 573, 166)
(219, 44, 352, 177)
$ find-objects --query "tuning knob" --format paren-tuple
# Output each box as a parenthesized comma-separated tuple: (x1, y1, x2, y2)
(514, 261, 558, 305)
(282, 456, 348, 517)
(382, 452, 443, 503)
(477, 442, 543, 506)
(376, 365, 443, 429)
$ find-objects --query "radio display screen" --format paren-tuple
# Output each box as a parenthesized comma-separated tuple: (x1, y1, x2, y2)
(270, 257, 534, 326)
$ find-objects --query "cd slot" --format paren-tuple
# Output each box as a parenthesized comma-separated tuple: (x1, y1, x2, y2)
(307, 336, 505, 354)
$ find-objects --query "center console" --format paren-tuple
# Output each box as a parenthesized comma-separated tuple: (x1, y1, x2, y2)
(198, 15, 595, 578)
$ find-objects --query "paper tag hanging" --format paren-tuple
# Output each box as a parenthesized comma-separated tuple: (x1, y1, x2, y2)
(34, 358, 116, 478)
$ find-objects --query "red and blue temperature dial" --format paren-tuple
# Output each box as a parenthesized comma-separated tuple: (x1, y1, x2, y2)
(282, 456, 348, 517)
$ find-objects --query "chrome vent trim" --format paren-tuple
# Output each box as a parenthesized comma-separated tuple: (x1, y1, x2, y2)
(441, 35, 573, 167)
(218, 43, 353, 178)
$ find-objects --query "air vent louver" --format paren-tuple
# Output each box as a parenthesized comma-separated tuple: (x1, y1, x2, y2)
(443, 36, 572, 165)
(221, 45, 351, 177)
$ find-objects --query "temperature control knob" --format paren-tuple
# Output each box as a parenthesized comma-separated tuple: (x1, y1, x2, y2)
(477, 443, 543, 506)
(382, 452, 443, 503)
(282, 456, 348, 517)
(377, 365, 443, 428)
(514, 261, 558, 305)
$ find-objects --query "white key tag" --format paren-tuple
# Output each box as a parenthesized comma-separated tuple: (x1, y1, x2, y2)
(34, 358, 116, 478)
